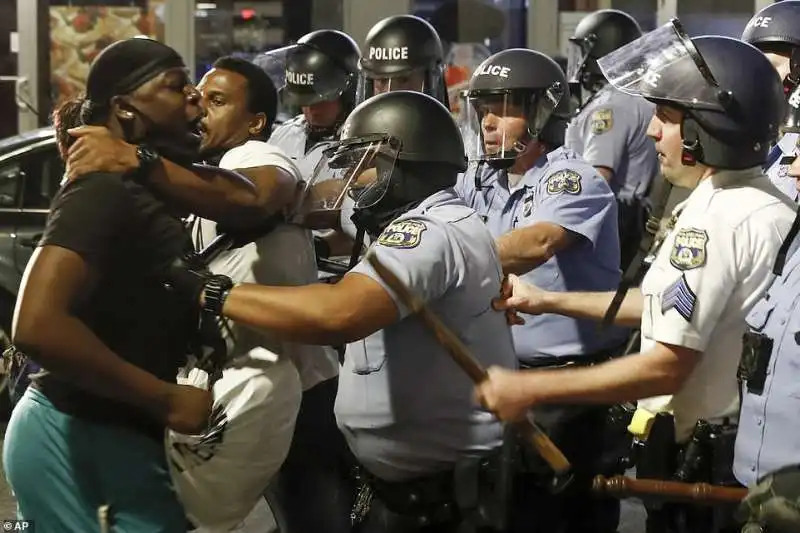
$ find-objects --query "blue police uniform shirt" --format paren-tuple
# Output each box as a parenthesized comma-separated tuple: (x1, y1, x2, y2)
(268, 115, 337, 179)
(455, 147, 628, 362)
(764, 132, 799, 203)
(735, 237, 800, 487)
(565, 85, 658, 205)
(335, 188, 517, 481)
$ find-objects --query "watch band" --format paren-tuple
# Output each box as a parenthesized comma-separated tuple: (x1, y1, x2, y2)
(202, 275, 234, 316)
(134, 145, 160, 179)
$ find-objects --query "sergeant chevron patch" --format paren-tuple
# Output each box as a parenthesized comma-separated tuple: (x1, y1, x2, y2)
(661, 274, 697, 323)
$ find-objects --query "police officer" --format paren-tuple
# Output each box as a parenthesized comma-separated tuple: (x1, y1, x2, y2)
(357, 14, 449, 106)
(260, 29, 361, 183)
(477, 21, 796, 533)
(739, 464, 800, 533)
(457, 47, 627, 533)
(734, 98, 800, 496)
(742, 0, 800, 202)
(337, 14, 451, 261)
(171, 90, 517, 533)
(564, 9, 659, 271)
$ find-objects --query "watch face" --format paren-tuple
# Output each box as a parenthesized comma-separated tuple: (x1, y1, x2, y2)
(138, 146, 159, 164)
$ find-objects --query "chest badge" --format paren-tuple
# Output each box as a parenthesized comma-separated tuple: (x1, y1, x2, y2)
(522, 189, 535, 218)
(669, 228, 709, 271)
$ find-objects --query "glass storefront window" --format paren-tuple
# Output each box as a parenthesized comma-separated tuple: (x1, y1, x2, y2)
(412, 0, 525, 114)
(48, 1, 166, 108)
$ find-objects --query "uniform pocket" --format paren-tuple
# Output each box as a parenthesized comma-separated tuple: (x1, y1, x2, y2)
(348, 338, 387, 375)
(746, 298, 777, 332)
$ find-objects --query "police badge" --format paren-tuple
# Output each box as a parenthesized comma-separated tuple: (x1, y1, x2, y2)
(590, 108, 614, 134)
(522, 189, 535, 218)
(669, 228, 708, 270)
(377, 219, 428, 249)
(545, 170, 582, 195)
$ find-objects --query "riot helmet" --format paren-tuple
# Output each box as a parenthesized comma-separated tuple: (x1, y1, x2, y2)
(464, 48, 570, 171)
(253, 30, 360, 132)
(598, 19, 784, 170)
(741, 1, 800, 134)
(296, 90, 466, 237)
(566, 9, 642, 94)
(356, 15, 449, 108)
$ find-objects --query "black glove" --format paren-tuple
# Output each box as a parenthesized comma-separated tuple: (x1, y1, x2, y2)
(163, 255, 212, 309)
(737, 465, 800, 533)
(314, 235, 331, 259)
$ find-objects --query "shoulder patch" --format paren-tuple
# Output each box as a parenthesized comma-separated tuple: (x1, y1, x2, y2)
(545, 169, 582, 195)
(669, 228, 708, 271)
(590, 108, 614, 134)
(661, 274, 697, 322)
(377, 219, 428, 249)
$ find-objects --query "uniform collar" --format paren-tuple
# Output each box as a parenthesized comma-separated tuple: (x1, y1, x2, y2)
(517, 146, 567, 189)
(777, 132, 799, 155)
(704, 166, 764, 188)
(417, 188, 463, 213)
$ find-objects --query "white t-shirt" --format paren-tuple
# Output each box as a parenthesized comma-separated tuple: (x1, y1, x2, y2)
(196, 140, 341, 391)
(638, 168, 795, 441)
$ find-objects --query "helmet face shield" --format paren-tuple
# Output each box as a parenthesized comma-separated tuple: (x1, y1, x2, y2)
(597, 19, 727, 112)
(355, 64, 447, 105)
(566, 36, 594, 84)
(253, 44, 354, 108)
(294, 134, 401, 218)
(465, 83, 565, 163)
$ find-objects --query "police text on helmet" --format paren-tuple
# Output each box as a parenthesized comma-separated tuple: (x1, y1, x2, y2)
(368, 47, 409, 61)
(748, 16, 772, 29)
(475, 65, 511, 79)
(286, 71, 315, 85)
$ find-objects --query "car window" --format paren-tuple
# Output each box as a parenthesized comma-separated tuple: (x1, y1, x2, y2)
(20, 145, 65, 210)
(0, 162, 23, 208)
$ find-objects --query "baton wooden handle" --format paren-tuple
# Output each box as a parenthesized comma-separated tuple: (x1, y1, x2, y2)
(366, 251, 571, 475)
(592, 475, 747, 505)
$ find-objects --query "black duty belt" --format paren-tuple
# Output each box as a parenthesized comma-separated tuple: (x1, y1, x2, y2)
(518, 343, 625, 370)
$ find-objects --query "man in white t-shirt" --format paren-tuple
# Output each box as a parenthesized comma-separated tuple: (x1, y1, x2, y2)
(61, 55, 352, 530)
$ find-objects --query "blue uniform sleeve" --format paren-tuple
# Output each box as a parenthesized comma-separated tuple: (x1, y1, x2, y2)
(349, 215, 460, 319)
(527, 165, 616, 247)
(580, 104, 631, 172)
(454, 168, 478, 207)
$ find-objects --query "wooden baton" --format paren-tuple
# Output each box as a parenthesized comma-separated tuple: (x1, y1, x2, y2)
(592, 475, 747, 505)
(366, 251, 572, 476)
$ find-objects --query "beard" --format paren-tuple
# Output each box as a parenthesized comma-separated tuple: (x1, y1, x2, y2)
(148, 130, 203, 167)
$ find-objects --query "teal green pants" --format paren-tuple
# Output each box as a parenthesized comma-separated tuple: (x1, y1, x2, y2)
(3, 387, 187, 533)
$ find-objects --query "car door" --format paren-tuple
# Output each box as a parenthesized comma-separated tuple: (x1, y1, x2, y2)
(0, 139, 64, 280)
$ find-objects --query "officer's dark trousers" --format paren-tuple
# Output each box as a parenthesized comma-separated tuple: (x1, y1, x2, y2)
(507, 404, 622, 533)
(268, 376, 356, 533)
(617, 197, 648, 273)
(357, 497, 497, 533)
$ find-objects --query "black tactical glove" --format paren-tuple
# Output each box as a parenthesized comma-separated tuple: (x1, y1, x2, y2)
(163, 255, 211, 309)
(737, 465, 800, 533)
(314, 235, 331, 259)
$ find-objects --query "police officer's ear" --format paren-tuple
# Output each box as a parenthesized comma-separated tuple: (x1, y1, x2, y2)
(249, 112, 268, 137)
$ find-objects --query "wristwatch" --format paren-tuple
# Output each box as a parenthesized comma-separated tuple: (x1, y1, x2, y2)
(202, 275, 234, 316)
(135, 145, 160, 176)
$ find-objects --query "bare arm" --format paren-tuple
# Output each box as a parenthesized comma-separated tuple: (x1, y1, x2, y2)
(496, 222, 577, 275)
(476, 341, 699, 421)
(595, 166, 614, 182)
(217, 272, 398, 346)
(542, 288, 643, 328)
(13, 246, 172, 419)
(494, 274, 643, 328)
(66, 126, 296, 229)
(511, 341, 698, 405)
